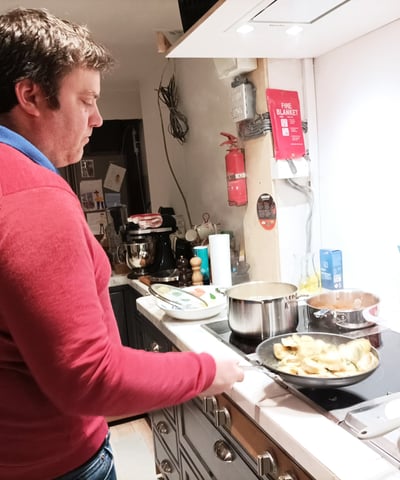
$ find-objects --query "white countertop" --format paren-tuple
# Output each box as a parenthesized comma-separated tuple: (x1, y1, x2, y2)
(109, 274, 149, 296)
(135, 292, 400, 480)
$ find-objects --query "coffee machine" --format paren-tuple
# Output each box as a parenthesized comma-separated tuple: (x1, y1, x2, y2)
(120, 215, 177, 279)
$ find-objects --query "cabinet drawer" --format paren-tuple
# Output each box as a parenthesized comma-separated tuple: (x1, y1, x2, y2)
(217, 394, 315, 480)
(179, 400, 260, 480)
(153, 431, 180, 480)
(180, 450, 212, 480)
(151, 409, 178, 462)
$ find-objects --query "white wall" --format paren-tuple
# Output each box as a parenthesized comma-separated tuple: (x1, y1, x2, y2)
(98, 88, 142, 120)
(267, 59, 321, 286)
(139, 57, 244, 241)
(315, 19, 400, 320)
(137, 56, 318, 282)
(174, 59, 244, 235)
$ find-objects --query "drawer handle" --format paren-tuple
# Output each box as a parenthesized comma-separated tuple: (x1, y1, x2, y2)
(160, 459, 174, 474)
(257, 451, 278, 478)
(278, 474, 297, 480)
(156, 421, 169, 435)
(214, 439, 235, 463)
(214, 407, 231, 429)
(203, 396, 218, 415)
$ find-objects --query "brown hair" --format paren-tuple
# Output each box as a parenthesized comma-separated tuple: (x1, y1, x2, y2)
(0, 7, 114, 112)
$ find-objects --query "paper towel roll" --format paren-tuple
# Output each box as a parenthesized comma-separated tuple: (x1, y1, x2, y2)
(208, 234, 232, 287)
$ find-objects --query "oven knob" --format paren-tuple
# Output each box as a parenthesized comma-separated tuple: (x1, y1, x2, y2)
(149, 341, 160, 352)
(214, 439, 235, 462)
(257, 451, 278, 478)
(278, 473, 297, 480)
(160, 459, 174, 474)
(155, 421, 169, 435)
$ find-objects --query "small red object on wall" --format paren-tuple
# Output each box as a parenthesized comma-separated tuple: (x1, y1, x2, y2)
(220, 132, 248, 207)
(266, 88, 306, 160)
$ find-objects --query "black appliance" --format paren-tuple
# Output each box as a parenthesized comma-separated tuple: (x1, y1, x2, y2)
(178, 0, 219, 32)
(121, 215, 177, 279)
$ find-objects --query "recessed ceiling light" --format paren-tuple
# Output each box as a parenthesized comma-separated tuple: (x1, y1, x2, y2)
(236, 24, 254, 34)
(286, 25, 303, 36)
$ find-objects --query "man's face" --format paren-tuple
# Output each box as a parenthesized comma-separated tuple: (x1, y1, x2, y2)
(39, 68, 103, 168)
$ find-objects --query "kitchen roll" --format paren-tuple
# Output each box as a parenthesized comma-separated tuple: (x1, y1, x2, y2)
(208, 234, 232, 287)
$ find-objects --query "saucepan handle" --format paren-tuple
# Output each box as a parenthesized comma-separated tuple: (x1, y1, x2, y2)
(312, 308, 333, 319)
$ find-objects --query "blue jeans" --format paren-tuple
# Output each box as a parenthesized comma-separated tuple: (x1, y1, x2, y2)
(55, 433, 117, 480)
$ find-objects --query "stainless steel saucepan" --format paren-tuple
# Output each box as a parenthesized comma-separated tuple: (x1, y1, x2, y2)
(223, 281, 299, 339)
(306, 289, 380, 329)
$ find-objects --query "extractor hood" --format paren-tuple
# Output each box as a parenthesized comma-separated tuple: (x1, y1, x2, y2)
(249, 0, 351, 26)
(168, 0, 400, 58)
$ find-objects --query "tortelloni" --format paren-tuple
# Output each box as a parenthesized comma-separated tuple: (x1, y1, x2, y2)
(272, 334, 378, 378)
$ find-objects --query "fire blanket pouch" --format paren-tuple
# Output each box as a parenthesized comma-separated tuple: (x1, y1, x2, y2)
(266, 88, 306, 160)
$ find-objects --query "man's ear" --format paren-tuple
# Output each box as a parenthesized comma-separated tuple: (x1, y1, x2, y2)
(14, 79, 44, 117)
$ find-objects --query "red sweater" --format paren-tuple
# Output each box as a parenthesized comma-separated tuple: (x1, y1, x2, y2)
(0, 143, 215, 479)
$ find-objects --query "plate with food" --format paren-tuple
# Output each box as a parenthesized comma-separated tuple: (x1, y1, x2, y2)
(149, 284, 227, 321)
(255, 332, 380, 388)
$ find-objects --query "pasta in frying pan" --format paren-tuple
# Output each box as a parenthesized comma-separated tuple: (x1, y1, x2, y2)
(272, 334, 378, 378)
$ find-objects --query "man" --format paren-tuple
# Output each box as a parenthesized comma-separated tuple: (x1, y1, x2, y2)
(0, 8, 244, 480)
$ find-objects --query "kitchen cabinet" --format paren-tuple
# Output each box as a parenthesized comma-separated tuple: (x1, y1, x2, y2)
(179, 396, 314, 480)
(178, 398, 261, 480)
(169, 0, 400, 59)
(136, 310, 173, 353)
(142, 309, 315, 480)
(109, 284, 140, 348)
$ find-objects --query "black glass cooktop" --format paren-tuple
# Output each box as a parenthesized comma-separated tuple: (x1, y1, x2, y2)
(203, 313, 400, 414)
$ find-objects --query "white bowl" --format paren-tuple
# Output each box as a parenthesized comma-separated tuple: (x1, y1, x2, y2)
(156, 285, 227, 321)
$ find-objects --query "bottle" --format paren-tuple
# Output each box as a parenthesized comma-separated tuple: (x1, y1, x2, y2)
(177, 255, 191, 287)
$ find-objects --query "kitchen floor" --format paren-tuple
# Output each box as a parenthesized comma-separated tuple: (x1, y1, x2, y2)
(109, 417, 157, 479)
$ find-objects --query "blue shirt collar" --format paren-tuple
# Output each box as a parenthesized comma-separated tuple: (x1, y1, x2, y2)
(0, 125, 58, 174)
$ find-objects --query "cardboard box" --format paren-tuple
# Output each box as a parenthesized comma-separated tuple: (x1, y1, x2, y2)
(319, 249, 343, 289)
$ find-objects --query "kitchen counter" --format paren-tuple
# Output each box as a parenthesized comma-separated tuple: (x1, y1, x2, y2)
(135, 292, 400, 480)
(109, 273, 149, 296)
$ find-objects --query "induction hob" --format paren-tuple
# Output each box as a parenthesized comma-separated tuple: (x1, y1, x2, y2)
(202, 310, 400, 467)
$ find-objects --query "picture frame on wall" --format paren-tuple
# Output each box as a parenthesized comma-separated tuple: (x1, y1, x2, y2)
(81, 158, 95, 178)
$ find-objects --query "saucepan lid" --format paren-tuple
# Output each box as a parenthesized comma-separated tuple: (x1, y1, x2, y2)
(149, 283, 208, 310)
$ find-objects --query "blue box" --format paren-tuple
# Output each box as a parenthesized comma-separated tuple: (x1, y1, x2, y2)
(319, 249, 343, 289)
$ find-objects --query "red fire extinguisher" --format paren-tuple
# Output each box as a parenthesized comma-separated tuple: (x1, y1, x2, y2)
(220, 132, 248, 206)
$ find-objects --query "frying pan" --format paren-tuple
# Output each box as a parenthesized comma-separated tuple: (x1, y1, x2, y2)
(254, 332, 380, 388)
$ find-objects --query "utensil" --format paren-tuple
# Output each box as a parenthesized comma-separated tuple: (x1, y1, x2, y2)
(224, 281, 298, 339)
(356, 417, 400, 440)
(254, 332, 380, 388)
(343, 393, 400, 439)
(149, 283, 208, 309)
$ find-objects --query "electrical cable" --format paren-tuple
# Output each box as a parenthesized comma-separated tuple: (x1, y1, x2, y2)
(285, 175, 314, 254)
(156, 61, 193, 227)
(157, 72, 189, 144)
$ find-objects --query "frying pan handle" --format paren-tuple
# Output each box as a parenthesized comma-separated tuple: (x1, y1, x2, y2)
(356, 417, 400, 439)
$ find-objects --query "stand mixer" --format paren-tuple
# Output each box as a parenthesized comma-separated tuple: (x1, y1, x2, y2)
(119, 215, 177, 280)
